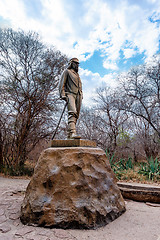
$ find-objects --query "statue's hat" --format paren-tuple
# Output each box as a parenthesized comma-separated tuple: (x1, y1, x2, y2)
(69, 58, 79, 64)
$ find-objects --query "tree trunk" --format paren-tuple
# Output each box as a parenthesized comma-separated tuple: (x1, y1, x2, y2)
(0, 130, 3, 170)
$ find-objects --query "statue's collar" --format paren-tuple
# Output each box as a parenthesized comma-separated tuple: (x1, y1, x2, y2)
(69, 69, 79, 76)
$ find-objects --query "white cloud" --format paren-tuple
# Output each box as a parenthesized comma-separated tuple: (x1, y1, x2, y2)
(79, 68, 118, 106)
(101, 73, 118, 88)
(103, 60, 119, 70)
(79, 68, 101, 106)
(144, 54, 160, 66)
(0, 0, 26, 27)
(0, 0, 160, 71)
(1, 0, 160, 109)
(123, 48, 136, 59)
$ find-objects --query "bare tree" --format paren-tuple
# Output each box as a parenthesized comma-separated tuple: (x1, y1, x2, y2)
(0, 125, 2, 170)
(77, 107, 109, 149)
(0, 28, 68, 168)
(118, 57, 160, 138)
(94, 87, 128, 153)
(133, 117, 159, 159)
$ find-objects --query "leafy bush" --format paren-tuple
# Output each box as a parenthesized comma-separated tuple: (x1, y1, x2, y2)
(1, 165, 34, 176)
(138, 157, 160, 181)
(106, 150, 134, 179)
(106, 150, 160, 182)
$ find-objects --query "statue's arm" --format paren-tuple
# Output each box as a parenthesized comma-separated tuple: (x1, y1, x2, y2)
(59, 69, 68, 99)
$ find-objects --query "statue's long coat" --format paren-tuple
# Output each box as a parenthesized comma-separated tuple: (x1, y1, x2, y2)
(59, 69, 82, 98)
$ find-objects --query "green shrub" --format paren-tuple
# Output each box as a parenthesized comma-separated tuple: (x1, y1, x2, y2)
(138, 157, 160, 181)
(106, 150, 160, 182)
(106, 150, 134, 179)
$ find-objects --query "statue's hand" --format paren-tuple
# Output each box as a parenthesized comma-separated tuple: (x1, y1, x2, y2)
(61, 96, 68, 102)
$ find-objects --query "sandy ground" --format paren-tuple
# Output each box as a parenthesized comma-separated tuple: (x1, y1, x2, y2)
(0, 176, 160, 240)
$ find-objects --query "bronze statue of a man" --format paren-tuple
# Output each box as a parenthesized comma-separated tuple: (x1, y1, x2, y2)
(59, 58, 83, 139)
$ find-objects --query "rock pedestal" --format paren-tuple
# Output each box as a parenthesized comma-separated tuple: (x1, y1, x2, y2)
(21, 142, 126, 229)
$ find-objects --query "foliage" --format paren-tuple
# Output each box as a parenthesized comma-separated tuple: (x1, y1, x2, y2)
(138, 157, 160, 181)
(106, 150, 134, 179)
(117, 129, 132, 147)
(1, 164, 34, 176)
(106, 150, 160, 182)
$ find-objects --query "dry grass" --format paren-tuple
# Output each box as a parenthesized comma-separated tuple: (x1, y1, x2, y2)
(117, 169, 149, 183)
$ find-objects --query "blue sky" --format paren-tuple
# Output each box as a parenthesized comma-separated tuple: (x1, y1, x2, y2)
(0, 0, 160, 105)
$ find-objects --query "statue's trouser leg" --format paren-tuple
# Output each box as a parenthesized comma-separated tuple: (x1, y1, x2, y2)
(67, 93, 82, 138)
(75, 92, 82, 119)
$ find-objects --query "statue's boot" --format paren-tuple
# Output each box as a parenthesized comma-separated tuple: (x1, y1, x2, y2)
(68, 121, 81, 139)
(70, 132, 81, 139)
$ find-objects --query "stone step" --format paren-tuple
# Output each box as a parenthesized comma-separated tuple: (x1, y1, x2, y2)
(117, 182, 160, 203)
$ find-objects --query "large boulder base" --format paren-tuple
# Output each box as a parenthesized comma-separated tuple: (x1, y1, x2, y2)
(21, 147, 126, 229)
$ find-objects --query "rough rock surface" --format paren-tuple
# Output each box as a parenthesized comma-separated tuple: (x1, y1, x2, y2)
(20, 147, 126, 229)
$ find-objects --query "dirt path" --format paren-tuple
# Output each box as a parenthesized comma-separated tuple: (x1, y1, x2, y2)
(0, 177, 160, 240)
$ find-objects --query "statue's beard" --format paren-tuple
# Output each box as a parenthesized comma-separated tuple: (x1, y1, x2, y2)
(71, 62, 78, 73)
